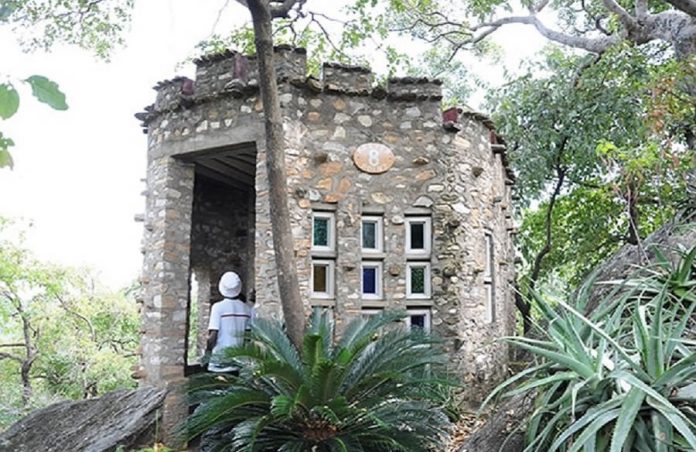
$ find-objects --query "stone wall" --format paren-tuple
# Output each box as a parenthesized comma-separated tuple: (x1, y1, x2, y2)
(135, 46, 517, 432)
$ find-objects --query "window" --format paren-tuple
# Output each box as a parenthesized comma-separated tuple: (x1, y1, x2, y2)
(361, 216, 383, 254)
(405, 217, 431, 257)
(312, 212, 335, 252)
(311, 259, 334, 299)
(405, 309, 431, 333)
(406, 263, 431, 299)
(484, 233, 495, 323)
(361, 262, 383, 300)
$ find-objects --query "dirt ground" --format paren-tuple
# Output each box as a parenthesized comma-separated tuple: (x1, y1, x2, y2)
(445, 412, 486, 452)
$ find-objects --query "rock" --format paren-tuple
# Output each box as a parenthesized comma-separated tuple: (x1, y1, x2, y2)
(0, 387, 167, 452)
(357, 115, 373, 127)
(334, 113, 351, 124)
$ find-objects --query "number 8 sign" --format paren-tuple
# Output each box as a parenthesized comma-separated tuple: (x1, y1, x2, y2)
(352, 142, 395, 174)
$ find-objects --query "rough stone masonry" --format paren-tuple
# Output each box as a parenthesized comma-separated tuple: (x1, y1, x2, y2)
(134, 45, 517, 435)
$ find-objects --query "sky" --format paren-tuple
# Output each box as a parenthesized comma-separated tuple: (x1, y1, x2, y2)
(0, 1, 546, 289)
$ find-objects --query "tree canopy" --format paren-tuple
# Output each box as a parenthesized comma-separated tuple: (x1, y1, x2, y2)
(0, 219, 138, 429)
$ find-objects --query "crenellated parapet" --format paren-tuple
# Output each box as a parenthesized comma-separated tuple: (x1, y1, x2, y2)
(136, 47, 444, 131)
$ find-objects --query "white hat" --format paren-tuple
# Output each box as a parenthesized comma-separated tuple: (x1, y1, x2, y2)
(218, 271, 242, 298)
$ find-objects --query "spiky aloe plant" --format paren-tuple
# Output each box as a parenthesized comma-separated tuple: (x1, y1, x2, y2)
(185, 309, 453, 451)
(485, 245, 696, 452)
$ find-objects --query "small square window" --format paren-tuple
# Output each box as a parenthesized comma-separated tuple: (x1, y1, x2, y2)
(311, 260, 334, 299)
(312, 212, 335, 252)
(405, 309, 431, 333)
(361, 216, 383, 253)
(406, 263, 431, 299)
(361, 262, 383, 300)
(405, 217, 432, 257)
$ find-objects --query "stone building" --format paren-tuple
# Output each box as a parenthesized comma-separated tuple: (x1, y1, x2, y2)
(134, 46, 516, 433)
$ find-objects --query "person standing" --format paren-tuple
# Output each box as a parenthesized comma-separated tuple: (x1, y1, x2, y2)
(205, 271, 252, 373)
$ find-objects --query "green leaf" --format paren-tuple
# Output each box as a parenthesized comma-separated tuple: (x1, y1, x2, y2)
(25, 76, 68, 110)
(610, 388, 645, 452)
(0, 149, 13, 169)
(647, 398, 696, 450)
(0, 83, 19, 119)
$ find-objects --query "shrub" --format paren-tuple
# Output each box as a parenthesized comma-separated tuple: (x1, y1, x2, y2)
(186, 309, 454, 451)
(486, 246, 696, 452)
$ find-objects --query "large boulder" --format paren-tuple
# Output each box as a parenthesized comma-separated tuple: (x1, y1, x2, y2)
(0, 387, 166, 452)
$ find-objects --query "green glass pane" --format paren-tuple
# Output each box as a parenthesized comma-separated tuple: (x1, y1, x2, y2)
(313, 218, 329, 247)
(411, 266, 425, 294)
(362, 221, 376, 249)
(313, 264, 327, 293)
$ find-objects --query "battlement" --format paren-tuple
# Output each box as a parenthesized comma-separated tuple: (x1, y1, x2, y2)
(140, 47, 443, 125)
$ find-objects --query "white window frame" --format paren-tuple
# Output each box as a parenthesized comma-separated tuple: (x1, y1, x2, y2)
(405, 309, 431, 333)
(361, 308, 383, 320)
(405, 216, 432, 257)
(360, 261, 383, 300)
(484, 283, 495, 323)
(484, 232, 496, 323)
(484, 232, 494, 278)
(360, 216, 383, 254)
(311, 212, 335, 252)
(310, 259, 335, 299)
(406, 262, 431, 299)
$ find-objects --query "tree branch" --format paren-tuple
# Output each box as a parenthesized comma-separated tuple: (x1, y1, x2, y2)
(56, 294, 96, 343)
(600, 0, 638, 29)
(269, 0, 301, 18)
(470, 15, 620, 53)
(663, 0, 696, 17)
(0, 352, 23, 363)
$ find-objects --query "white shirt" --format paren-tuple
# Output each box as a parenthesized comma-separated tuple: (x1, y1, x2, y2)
(208, 298, 252, 372)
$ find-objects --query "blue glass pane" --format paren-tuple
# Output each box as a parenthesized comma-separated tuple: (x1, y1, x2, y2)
(362, 267, 377, 294)
(410, 314, 426, 330)
(362, 222, 376, 249)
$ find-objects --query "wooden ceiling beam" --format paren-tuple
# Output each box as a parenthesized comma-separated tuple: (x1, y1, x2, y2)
(198, 158, 255, 185)
(195, 167, 251, 192)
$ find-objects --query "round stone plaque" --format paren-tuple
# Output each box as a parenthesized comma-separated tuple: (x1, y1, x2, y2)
(353, 142, 395, 174)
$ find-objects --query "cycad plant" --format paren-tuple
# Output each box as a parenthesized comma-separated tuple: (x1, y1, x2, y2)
(486, 246, 696, 452)
(185, 309, 453, 451)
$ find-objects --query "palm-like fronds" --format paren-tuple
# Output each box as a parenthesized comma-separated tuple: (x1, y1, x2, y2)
(185, 309, 453, 451)
(487, 245, 696, 452)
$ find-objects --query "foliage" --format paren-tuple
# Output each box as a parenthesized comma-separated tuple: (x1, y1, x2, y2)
(0, 0, 133, 170)
(0, 75, 68, 169)
(486, 246, 696, 451)
(185, 309, 454, 451)
(0, 219, 139, 430)
(517, 185, 678, 289)
(491, 46, 694, 289)
(0, 0, 133, 57)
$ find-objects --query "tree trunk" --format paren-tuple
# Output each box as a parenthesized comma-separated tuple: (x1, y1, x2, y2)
(523, 161, 566, 334)
(20, 361, 32, 406)
(246, 0, 305, 348)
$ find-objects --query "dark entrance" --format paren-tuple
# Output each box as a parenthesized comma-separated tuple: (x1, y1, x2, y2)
(178, 143, 257, 369)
